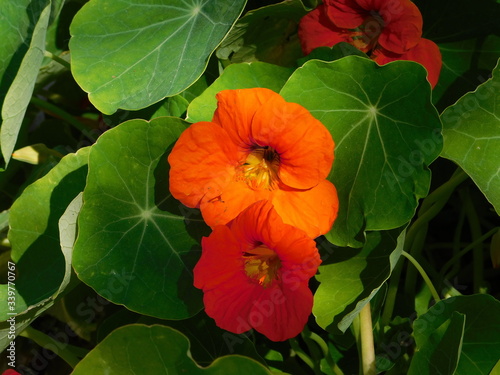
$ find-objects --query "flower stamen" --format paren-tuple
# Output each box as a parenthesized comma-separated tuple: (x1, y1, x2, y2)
(243, 245, 281, 287)
(239, 146, 280, 190)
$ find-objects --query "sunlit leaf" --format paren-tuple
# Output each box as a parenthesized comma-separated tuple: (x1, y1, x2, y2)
(73, 118, 209, 319)
(281, 57, 441, 247)
(441, 59, 500, 215)
(313, 228, 404, 333)
(186, 62, 293, 123)
(72, 324, 272, 374)
(69, 0, 247, 114)
(1, 2, 51, 166)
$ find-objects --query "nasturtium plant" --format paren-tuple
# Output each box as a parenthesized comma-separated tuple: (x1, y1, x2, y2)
(0, 0, 499, 374)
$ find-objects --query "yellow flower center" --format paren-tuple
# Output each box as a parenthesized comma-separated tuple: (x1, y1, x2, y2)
(240, 146, 280, 190)
(243, 245, 281, 288)
(351, 14, 384, 52)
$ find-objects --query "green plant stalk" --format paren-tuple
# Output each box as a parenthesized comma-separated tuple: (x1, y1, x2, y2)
(359, 303, 376, 375)
(289, 337, 321, 374)
(44, 50, 71, 69)
(303, 327, 345, 375)
(404, 169, 469, 295)
(301, 326, 323, 373)
(461, 188, 484, 293)
(30, 96, 95, 141)
(441, 227, 499, 280)
(380, 256, 405, 328)
(402, 250, 441, 302)
(20, 326, 84, 368)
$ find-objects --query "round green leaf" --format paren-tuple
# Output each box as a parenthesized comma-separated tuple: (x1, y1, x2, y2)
(73, 118, 209, 319)
(410, 294, 500, 375)
(72, 324, 272, 375)
(69, 0, 247, 114)
(280, 57, 442, 247)
(313, 228, 404, 333)
(5, 147, 89, 315)
(441, 59, 500, 215)
(186, 62, 294, 123)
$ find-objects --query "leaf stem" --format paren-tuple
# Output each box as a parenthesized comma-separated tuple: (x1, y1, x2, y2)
(359, 303, 376, 375)
(44, 50, 71, 69)
(289, 337, 321, 374)
(380, 256, 405, 328)
(402, 250, 441, 302)
(20, 326, 85, 368)
(30, 96, 96, 141)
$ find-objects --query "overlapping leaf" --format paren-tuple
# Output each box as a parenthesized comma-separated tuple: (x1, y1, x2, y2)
(187, 62, 293, 123)
(1, 2, 51, 166)
(72, 324, 272, 374)
(281, 57, 442, 247)
(441, 59, 500, 214)
(314, 228, 404, 333)
(73, 118, 209, 319)
(409, 294, 500, 375)
(69, 0, 247, 114)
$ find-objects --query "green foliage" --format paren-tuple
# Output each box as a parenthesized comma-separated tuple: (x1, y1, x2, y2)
(0, 0, 499, 374)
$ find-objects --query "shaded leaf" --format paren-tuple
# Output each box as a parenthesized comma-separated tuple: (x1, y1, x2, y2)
(187, 62, 294, 123)
(410, 294, 500, 375)
(280, 57, 441, 247)
(71, 324, 272, 374)
(69, 0, 247, 114)
(216, 0, 308, 67)
(313, 228, 404, 333)
(408, 311, 465, 375)
(73, 118, 209, 319)
(1, 2, 51, 166)
(440, 59, 500, 215)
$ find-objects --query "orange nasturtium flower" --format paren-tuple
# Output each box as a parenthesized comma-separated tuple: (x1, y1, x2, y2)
(168, 88, 338, 239)
(298, 0, 442, 87)
(194, 200, 321, 341)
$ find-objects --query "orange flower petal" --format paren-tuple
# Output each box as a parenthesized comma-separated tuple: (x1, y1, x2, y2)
(199, 180, 272, 228)
(372, 39, 442, 88)
(193, 200, 321, 341)
(251, 94, 335, 190)
(168, 121, 240, 208)
(365, 0, 423, 54)
(324, 0, 366, 29)
(298, 4, 353, 55)
(272, 179, 339, 238)
(212, 88, 271, 149)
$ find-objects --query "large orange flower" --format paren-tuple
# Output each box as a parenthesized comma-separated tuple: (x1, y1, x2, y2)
(298, 0, 442, 88)
(168, 88, 338, 238)
(194, 200, 321, 342)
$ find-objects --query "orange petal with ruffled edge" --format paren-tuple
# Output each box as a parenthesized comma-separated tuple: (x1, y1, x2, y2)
(168, 121, 240, 208)
(372, 38, 442, 88)
(272, 179, 339, 239)
(298, 3, 353, 55)
(213, 88, 334, 190)
(200, 180, 272, 228)
(324, 0, 365, 29)
(359, 0, 423, 54)
(194, 200, 321, 341)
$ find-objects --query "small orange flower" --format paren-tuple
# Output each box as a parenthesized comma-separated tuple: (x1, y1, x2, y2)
(168, 88, 338, 238)
(194, 200, 321, 341)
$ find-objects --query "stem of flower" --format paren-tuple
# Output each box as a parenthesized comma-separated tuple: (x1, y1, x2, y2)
(20, 326, 86, 368)
(404, 169, 468, 296)
(359, 302, 376, 375)
(402, 250, 441, 302)
(30, 96, 96, 141)
(441, 227, 498, 280)
(44, 50, 71, 69)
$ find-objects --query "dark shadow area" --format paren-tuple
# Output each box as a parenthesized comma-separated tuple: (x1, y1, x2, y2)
(14, 164, 88, 306)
